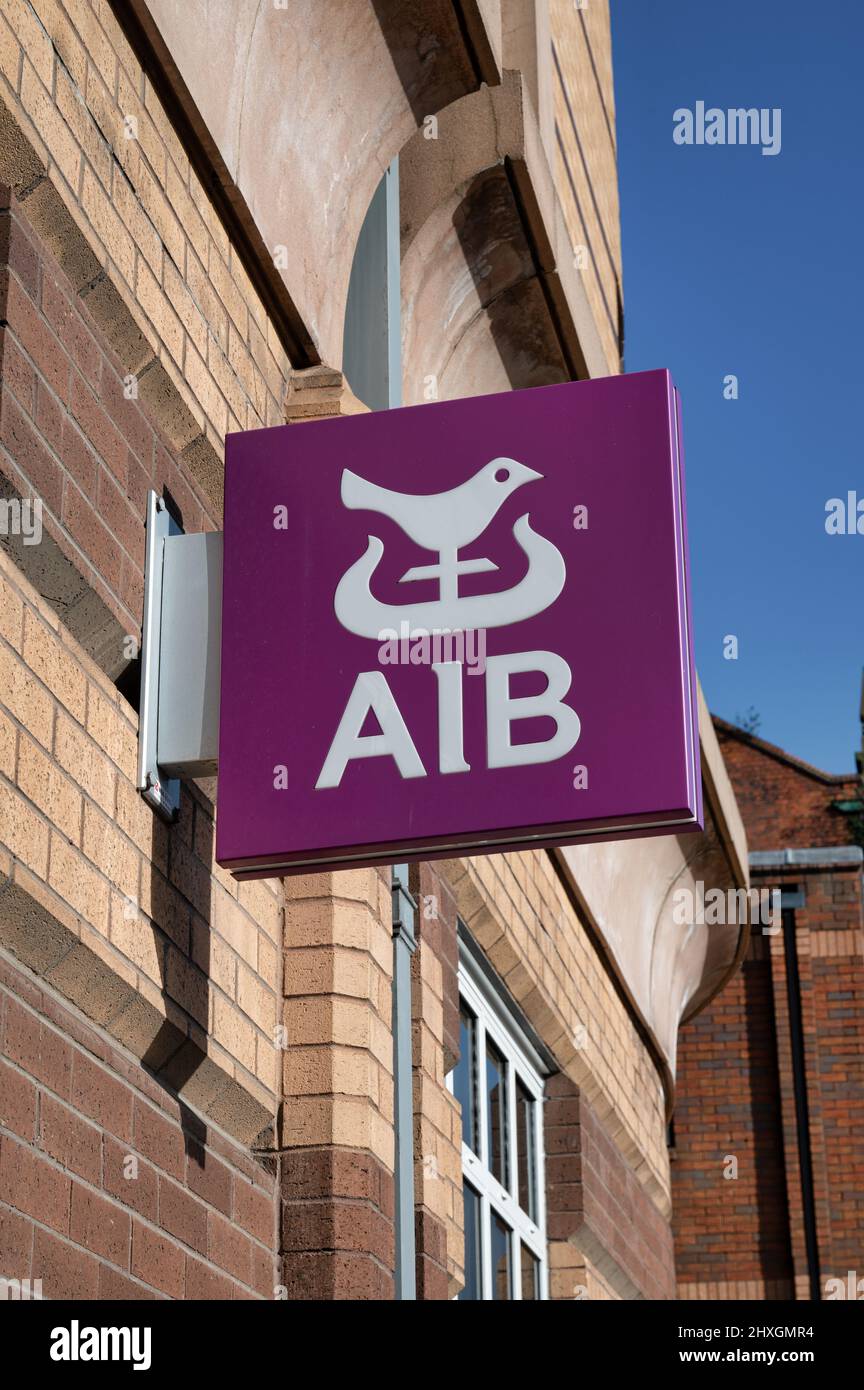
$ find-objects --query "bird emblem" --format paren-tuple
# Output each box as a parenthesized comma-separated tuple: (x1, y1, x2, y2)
(341, 457, 542, 601)
(334, 457, 566, 639)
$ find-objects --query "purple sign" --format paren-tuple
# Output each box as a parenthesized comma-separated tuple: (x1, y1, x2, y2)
(217, 370, 701, 877)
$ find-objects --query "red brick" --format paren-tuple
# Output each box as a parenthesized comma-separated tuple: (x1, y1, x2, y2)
(0, 1201, 34, 1277)
(70, 1053, 133, 1142)
(100, 366, 153, 468)
(70, 1183, 130, 1267)
(131, 1219, 185, 1298)
(0, 326, 36, 411)
(233, 1176, 273, 1246)
(97, 468, 142, 564)
(132, 1099, 184, 1181)
(0, 1058, 37, 1141)
(0, 211, 40, 300)
(0, 1135, 70, 1235)
(207, 1208, 252, 1285)
(0, 388, 64, 515)
(186, 1146, 232, 1216)
(103, 1136, 158, 1222)
(4, 272, 70, 401)
(62, 476, 124, 593)
(185, 1255, 235, 1300)
(3, 1006, 73, 1099)
(33, 1225, 99, 1300)
(39, 1093, 101, 1183)
(158, 1177, 207, 1254)
(99, 1265, 161, 1300)
(41, 270, 101, 384)
(69, 371, 127, 483)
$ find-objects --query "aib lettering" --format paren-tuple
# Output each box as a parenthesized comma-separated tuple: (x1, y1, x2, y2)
(317, 460, 581, 787)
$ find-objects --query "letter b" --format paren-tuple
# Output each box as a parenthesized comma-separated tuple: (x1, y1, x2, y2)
(486, 652, 581, 768)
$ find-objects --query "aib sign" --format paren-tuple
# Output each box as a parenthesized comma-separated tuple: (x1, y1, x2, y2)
(217, 370, 701, 877)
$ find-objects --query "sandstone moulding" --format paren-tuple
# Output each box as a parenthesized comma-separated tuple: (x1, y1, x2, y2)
(399, 70, 614, 404)
(135, 0, 503, 371)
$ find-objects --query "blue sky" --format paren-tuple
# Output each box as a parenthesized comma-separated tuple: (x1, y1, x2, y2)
(610, 0, 863, 773)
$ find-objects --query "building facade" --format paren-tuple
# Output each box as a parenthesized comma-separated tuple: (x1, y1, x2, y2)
(673, 714, 864, 1301)
(0, 0, 747, 1300)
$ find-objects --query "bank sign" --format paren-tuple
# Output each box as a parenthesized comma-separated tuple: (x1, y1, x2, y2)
(216, 370, 701, 877)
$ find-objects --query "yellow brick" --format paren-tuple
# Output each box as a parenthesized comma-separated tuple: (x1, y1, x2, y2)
(192, 916, 236, 997)
(124, 143, 185, 269)
(109, 892, 164, 982)
(86, 685, 136, 781)
(0, 15, 21, 91)
(115, 773, 168, 869)
(210, 891, 256, 971)
(19, 59, 81, 193)
(117, 67, 166, 184)
(17, 733, 81, 843)
(0, 574, 23, 648)
(136, 255, 184, 366)
(0, 648, 54, 748)
(54, 62, 111, 187)
(0, 708, 16, 778)
(208, 248, 248, 340)
(81, 164, 135, 287)
(182, 339, 227, 438)
(212, 992, 256, 1072)
(257, 934, 279, 992)
(112, 161, 162, 276)
(255, 1034, 278, 1093)
(22, 609, 86, 722)
(207, 335, 247, 429)
(188, 166, 229, 262)
(143, 78, 189, 181)
(54, 711, 115, 811)
(237, 876, 281, 941)
(237, 960, 276, 1034)
(162, 257, 207, 358)
(0, 784, 50, 876)
(165, 161, 208, 272)
(6, 0, 53, 87)
(81, 801, 139, 899)
(49, 833, 109, 928)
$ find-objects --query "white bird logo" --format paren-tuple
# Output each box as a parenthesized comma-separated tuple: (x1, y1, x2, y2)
(334, 458, 566, 638)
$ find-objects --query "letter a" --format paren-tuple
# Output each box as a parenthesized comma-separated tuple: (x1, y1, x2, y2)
(316, 671, 426, 788)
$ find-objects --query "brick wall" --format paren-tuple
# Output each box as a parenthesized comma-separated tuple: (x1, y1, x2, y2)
(1, 184, 216, 671)
(0, 952, 277, 1299)
(673, 722, 864, 1300)
(545, 1072, 676, 1299)
(715, 721, 858, 851)
(0, 180, 283, 1129)
(673, 934, 795, 1299)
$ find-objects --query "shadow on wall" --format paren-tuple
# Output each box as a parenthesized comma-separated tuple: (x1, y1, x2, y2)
(451, 168, 570, 392)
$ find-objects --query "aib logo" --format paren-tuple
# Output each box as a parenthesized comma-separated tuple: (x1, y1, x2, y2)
(316, 459, 581, 789)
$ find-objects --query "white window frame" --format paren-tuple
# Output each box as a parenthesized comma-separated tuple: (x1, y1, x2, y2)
(450, 943, 549, 1300)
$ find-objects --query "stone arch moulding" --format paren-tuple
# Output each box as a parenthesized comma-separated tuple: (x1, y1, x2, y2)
(124, 0, 503, 370)
(399, 71, 612, 405)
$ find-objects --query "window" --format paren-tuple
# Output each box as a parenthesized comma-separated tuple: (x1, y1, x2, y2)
(450, 941, 548, 1300)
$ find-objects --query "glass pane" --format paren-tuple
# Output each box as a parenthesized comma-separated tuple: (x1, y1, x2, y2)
(452, 1004, 478, 1153)
(520, 1243, 539, 1300)
(459, 1183, 482, 1301)
(516, 1077, 537, 1219)
(491, 1213, 511, 1300)
(485, 1039, 508, 1186)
